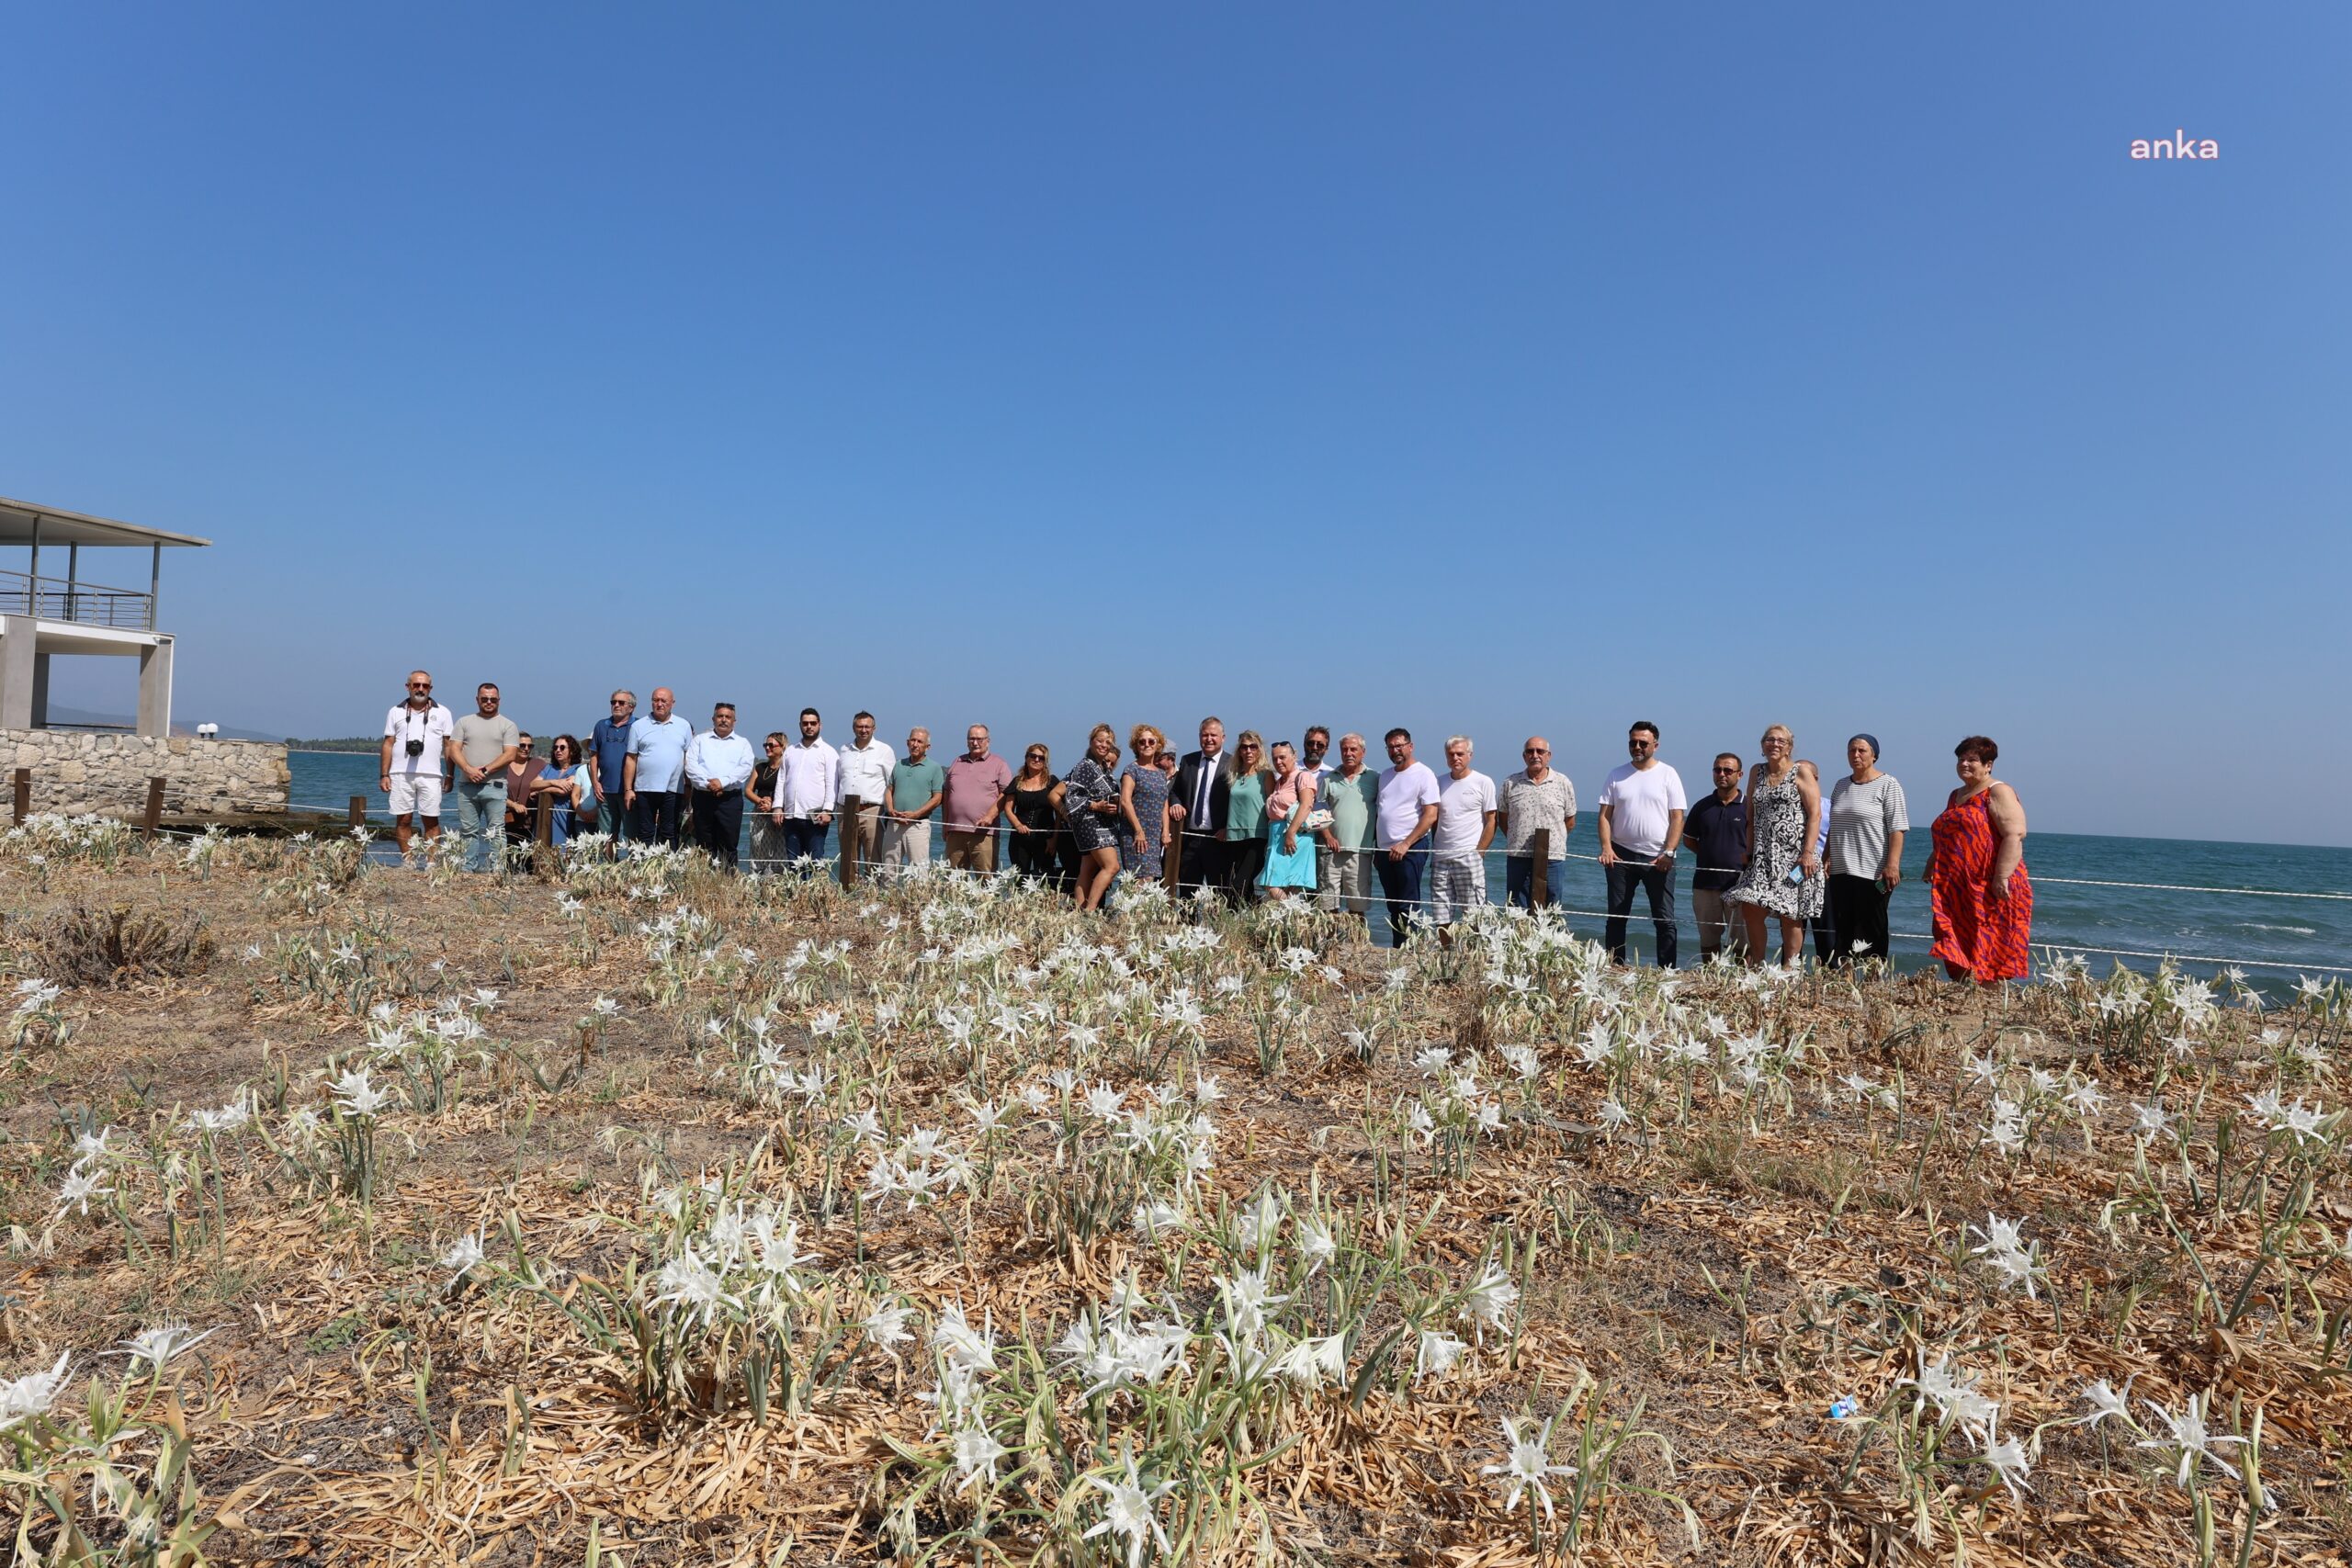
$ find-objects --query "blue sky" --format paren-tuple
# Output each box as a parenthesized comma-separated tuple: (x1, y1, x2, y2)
(4, 4, 2346, 843)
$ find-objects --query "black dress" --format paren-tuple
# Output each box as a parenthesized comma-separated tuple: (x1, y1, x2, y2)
(1006, 777, 1067, 885)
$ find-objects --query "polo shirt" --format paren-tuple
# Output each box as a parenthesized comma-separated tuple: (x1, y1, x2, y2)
(590, 715, 635, 797)
(1374, 761, 1442, 850)
(890, 757, 947, 814)
(626, 715, 695, 793)
(1319, 769, 1379, 851)
(943, 753, 1012, 829)
(1686, 793, 1748, 892)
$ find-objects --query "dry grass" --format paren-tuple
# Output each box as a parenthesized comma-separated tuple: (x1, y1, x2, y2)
(1, 833, 2347, 1568)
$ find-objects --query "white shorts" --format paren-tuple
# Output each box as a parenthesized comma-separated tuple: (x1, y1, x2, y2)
(389, 773, 445, 818)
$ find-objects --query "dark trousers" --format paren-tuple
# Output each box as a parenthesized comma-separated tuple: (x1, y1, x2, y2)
(1227, 837, 1268, 902)
(1827, 874, 1890, 964)
(693, 788, 744, 871)
(1374, 848, 1430, 944)
(1008, 827, 1059, 882)
(1603, 853, 1678, 967)
(1172, 829, 1227, 898)
(631, 789, 684, 849)
(781, 817, 830, 864)
(1504, 855, 1566, 910)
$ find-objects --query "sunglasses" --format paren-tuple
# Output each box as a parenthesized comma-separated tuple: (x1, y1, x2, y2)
(408, 682, 432, 690)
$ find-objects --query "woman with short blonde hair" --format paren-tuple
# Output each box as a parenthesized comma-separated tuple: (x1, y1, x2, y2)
(1118, 725, 1172, 882)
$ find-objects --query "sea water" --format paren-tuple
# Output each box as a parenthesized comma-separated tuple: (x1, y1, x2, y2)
(292, 751, 2352, 979)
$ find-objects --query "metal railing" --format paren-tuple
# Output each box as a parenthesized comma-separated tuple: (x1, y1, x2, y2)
(0, 569, 157, 630)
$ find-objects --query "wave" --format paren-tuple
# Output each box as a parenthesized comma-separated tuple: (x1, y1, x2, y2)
(2233, 922, 2318, 936)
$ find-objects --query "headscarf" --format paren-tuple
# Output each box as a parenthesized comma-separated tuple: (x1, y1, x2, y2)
(1849, 734, 1880, 762)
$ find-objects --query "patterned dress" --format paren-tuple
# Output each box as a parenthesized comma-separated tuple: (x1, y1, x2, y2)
(1725, 768, 1825, 919)
(1118, 762, 1170, 878)
(1928, 787, 2033, 981)
(1063, 757, 1121, 854)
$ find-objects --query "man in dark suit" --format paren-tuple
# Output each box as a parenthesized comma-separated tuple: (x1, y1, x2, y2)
(1167, 716, 1232, 900)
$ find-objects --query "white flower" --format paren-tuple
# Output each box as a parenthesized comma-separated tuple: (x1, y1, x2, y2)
(1271, 1332, 1349, 1390)
(1459, 1263, 1519, 1334)
(2074, 1376, 2135, 1429)
(1132, 1201, 1183, 1240)
(650, 1251, 739, 1326)
(115, 1324, 218, 1372)
(861, 1300, 916, 1350)
(329, 1068, 398, 1119)
(1415, 1330, 1467, 1381)
(932, 1301, 997, 1375)
(55, 1167, 109, 1216)
(951, 1419, 1010, 1493)
(1481, 1416, 1576, 1520)
(1977, 1412, 2033, 1502)
(438, 1233, 486, 1280)
(2137, 1392, 2248, 1488)
(1081, 1452, 1176, 1568)
(0, 1351, 71, 1432)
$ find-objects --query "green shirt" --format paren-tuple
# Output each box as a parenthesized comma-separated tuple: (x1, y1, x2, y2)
(1225, 771, 1267, 839)
(890, 758, 946, 814)
(1320, 769, 1378, 850)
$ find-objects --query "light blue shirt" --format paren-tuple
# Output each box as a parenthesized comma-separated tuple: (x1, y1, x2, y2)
(626, 715, 694, 793)
(685, 730, 757, 791)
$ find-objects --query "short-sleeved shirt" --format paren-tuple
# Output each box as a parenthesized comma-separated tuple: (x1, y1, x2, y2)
(890, 757, 947, 814)
(1685, 793, 1749, 892)
(1375, 761, 1442, 850)
(454, 712, 521, 771)
(943, 753, 1012, 829)
(1500, 770, 1577, 859)
(384, 702, 454, 775)
(589, 715, 635, 797)
(1432, 769, 1498, 859)
(837, 741, 898, 807)
(1320, 769, 1378, 850)
(1828, 773, 1909, 877)
(626, 715, 695, 793)
(1597, 761, 1688, 859)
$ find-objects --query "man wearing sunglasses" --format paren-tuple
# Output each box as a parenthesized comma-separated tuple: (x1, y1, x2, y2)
(379, 670, 454, 859)
(1596, 721, 1687, 966)
(1684, 752, 1750, 962)
(587, 690, 637, 848)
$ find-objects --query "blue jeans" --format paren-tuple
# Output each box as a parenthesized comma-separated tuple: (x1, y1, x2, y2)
(1374, 847, 1430, 944)
(781, 817, 831, 865)
(454, 778, 508, 872)
(1504, 855, 1566, 911)
(1603, 852, 1678, 967)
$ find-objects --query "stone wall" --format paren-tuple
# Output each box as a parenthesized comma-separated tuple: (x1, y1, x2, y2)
(2, 729, 291, 817)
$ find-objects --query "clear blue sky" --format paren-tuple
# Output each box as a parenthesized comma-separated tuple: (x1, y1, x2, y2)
(5, 5, 2346, 844)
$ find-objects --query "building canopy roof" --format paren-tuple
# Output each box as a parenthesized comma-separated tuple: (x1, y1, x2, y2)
(0, 496, 211, 548)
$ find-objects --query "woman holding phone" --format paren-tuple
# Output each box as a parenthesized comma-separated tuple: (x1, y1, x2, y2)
(1724, 724, 1824, 965)
(1826, 735, 1907, 964)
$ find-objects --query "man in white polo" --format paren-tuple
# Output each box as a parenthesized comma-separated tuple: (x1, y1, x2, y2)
(379, 670, 455, 860)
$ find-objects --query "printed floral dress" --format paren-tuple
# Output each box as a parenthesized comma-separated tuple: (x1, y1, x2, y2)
(1725, 768, 1825, 920)
(1062, 757, 1121, 855)
(1117, 762, 1170, 878)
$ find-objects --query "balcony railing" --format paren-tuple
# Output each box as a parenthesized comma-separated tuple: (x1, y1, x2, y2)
(0, 570, 156, 631)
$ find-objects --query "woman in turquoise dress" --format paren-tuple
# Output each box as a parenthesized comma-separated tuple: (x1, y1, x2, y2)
(1259, 740, 1318, 898)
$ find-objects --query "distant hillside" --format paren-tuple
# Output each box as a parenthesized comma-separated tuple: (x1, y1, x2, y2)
(40, 705, 281, 742)
(283, 738, 380, 752)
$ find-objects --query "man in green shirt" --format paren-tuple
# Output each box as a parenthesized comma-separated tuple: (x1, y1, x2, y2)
(881, 727, 947, 869)
(1314, 732, 1380, 923)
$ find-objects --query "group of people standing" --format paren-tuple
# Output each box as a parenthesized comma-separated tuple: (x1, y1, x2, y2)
(380, 675, 2036, 983)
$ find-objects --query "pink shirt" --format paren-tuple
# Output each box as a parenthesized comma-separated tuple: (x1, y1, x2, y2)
(1267, 769, 1313, 820)
(943, 752, 1013, 829)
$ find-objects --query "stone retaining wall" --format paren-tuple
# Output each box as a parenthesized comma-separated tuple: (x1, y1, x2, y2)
(2, 729, 290, 817)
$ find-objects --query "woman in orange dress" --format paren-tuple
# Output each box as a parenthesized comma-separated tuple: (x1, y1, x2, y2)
(1925, 735, 2032, 982)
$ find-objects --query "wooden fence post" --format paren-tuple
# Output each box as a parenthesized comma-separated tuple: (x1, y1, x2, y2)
(1529, 829, 1550, 908)
(10, 768, 28, 827)
(141, 776, 165, 841)
(838, 795, 862, 886)
(534, 792, 555, 877)
(1163, 826, 1184, 897)
(348, 795, 368, 829)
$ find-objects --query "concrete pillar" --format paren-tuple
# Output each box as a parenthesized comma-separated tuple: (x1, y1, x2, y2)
(136, 637, 174, 738)
(30, 651, 50, 728)
(1, 615, 36, 729)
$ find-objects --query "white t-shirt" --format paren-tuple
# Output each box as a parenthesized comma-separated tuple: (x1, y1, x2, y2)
(1433, 769, 1498, 858)
(1597, 761, 1688, 858)
(1374, 761, 1442, 849)
(383, 702, 455, 774)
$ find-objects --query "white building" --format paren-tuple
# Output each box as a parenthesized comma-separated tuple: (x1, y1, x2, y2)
(1, 494, 209, 737)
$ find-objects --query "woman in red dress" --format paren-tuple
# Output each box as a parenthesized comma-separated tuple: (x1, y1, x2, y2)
(1925, 735, 2032, 982)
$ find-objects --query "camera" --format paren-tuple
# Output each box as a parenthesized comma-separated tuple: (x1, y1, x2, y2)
(406, 738, 426, 758)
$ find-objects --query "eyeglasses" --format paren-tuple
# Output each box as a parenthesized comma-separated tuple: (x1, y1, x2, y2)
(408, 682, 432, 690)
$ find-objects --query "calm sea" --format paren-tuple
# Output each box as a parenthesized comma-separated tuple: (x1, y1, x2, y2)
(293, 751, 2352, 981)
